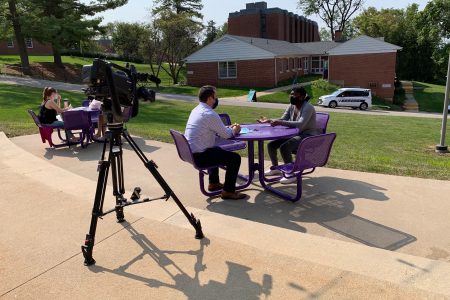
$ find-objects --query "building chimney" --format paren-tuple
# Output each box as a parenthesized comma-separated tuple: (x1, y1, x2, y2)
(334, 30, 343, 41)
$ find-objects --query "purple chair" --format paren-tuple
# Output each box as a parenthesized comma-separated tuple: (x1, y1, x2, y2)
(217, 113, 246, 152)
(28, 109, 68, 148)
(81, 99, 91, 107)
(269, 133, 337, 202)
(61, 110, 94, 148)
(290, 112, 330, 156)
(170, 129, 247, 197)
(316, 112, 330, 134)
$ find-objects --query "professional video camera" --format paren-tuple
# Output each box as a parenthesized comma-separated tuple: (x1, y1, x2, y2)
(82, 58, 161, 123)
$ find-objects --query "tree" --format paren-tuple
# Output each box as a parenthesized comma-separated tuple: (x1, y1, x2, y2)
(139, 23, 166, 87)
(319, 27, 331, 41)
(421, 0, 450, 39)
(203, 20, 217, 46)
(110, 22, 147, 59)
(2, 0, 31, 75)
(24, 0, 127, 68)
(298, 0, 364, 40)
(353, 5, 438, 82)
(216, 22, 228, 38)
(153, 0, 203, 20)
(154, 11, 203, 84)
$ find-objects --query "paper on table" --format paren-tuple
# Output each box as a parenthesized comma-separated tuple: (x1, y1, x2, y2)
(240, 127, 253, 134)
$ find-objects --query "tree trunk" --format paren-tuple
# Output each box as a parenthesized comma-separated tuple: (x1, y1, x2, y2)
(52, 46, 64, 68)
(8, 0, 31, 75)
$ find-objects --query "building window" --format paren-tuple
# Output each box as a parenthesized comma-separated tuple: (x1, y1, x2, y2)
(290, 58, 295, 70)
(25, 38, 33, 48)
(7, 39, 14, 48)
(218, 61, 237, 79)
(284, 59, 289, 72)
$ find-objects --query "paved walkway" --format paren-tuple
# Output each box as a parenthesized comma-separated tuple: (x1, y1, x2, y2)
(0, 74, 444, 119)
(2, 132, 450, 298)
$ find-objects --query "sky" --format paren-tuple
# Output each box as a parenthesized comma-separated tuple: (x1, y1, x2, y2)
(96, 0, 430, 29)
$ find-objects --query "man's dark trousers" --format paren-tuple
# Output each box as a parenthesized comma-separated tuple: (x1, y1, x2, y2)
(193, 147, 241, 193)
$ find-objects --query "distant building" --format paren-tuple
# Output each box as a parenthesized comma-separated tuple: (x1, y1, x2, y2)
(0, 38, 52, 55)
(185, 34, 402, 100)
(95, 39, 113, 53)
(228, 2, 320, 43)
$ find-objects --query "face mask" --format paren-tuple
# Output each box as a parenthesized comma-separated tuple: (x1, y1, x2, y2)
(212, 97, 219, 109)
(290, 96, 299, 105)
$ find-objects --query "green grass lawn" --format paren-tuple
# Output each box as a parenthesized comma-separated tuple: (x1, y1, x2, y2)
(1, 83, 449, 180)
(413, 81, 447, 113)
(0, 55, 178, 86)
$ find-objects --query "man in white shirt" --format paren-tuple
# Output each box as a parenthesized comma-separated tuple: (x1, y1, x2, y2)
(185, 86, 248, 200)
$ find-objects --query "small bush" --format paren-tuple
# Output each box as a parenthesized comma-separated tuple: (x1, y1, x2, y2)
(312, 79, 337, 92)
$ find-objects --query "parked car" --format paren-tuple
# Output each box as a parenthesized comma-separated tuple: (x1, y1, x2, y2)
(318, 88, 372, 110)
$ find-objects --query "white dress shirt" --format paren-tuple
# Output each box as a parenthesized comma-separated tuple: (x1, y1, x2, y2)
(185, 102, 234, 153)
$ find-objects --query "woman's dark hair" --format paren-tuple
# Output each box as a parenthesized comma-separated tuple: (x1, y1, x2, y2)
(198, 85, 216, 102)
(292, 86, 307, 96)
(42, 87, 57, 103)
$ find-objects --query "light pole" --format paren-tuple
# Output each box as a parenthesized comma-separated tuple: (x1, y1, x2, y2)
(436, 52, 450, 153)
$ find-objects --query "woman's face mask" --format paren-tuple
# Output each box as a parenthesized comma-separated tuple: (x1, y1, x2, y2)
(212, 97, 219, 109)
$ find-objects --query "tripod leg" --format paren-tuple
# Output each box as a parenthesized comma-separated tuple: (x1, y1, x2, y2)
(81, 158, 111, 266)
(122, 130, 204, 239)
(109, 132, 126, 222)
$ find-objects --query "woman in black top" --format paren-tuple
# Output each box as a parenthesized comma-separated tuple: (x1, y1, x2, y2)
(39, 87, 69, 126)
(39, 87, 75, 140)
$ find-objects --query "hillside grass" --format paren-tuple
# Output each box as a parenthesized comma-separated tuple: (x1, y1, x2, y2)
(413, 81, 447, 113)
(1, 83, 449, 180)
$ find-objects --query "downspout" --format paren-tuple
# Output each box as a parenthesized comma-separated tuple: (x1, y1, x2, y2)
(274, 57, 277, 87)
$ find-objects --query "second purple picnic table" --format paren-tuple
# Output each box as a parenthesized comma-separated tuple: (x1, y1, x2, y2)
(234, 123, 299, 190)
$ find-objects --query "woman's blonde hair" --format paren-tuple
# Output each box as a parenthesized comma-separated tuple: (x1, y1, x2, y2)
(42, 87, 57, 103)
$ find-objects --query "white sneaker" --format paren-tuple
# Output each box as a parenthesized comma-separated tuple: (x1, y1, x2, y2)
(264, 168, 282, 176)
(280, 175, 297, 184)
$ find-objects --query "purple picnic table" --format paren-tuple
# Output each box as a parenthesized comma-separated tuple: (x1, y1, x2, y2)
(69, 106, 101, 124)
(233, 123, 299, 196)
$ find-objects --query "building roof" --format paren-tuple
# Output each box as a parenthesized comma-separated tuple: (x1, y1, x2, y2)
(184, 34, 402, 63)
(294, 41, 339, 55)
(184, 35, 310, 63)
(231, 35, 310, 56)
(327, 35, 402, 55)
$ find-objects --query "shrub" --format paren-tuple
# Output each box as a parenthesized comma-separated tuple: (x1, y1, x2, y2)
(312, 79, 338, 92)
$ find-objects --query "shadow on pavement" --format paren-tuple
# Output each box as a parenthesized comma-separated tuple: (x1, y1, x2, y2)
(43, 136, 160, 161)
(89, 222, 273, 300)
(207, 176, 416, 250)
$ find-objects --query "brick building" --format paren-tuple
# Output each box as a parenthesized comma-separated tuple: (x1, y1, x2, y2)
(0, 38, 52, 55)
(228, 2, 320, 43)
(185, 35, 402, 100)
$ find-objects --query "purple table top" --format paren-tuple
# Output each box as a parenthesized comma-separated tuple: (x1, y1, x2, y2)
(234, 123, 299, 141)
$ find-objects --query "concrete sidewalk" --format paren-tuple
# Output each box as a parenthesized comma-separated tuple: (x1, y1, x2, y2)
(2, 132, 450, 299)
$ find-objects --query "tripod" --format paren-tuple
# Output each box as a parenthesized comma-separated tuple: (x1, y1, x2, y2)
(81, 122, 204, 266)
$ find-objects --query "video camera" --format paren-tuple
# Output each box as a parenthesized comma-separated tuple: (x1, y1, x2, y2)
(82, 58, 161, 123)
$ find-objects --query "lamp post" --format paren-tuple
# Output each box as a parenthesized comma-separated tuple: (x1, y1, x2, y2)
(435, 52, 450, 153)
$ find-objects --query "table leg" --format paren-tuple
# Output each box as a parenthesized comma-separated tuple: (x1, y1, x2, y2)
(237, 140, 256, 189)
(257, 140, 298, 201)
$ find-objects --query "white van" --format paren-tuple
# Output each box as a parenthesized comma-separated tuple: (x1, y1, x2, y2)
(318, 88, 372, 110)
